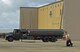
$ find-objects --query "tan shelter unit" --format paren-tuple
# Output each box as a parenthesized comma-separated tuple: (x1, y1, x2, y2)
(64, 0, 80, 40)
(20, 7, 38, 29)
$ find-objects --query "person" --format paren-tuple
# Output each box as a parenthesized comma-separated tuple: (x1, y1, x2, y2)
(63, 31, 73, 47)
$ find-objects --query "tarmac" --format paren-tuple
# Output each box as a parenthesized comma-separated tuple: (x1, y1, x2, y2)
(0, 38, 80, 52)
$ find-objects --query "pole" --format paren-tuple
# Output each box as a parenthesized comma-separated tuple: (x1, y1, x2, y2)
(60, 1, 64, 29)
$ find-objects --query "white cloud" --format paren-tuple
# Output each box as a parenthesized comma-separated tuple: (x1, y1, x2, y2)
(0, 10, 19, 29)
(37, 3, 50, 7)
(55, 0, 61, 1)
(1, 0, 12, 6)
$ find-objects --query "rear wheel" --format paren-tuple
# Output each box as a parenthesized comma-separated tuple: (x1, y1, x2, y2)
(42, 37, 49, 42)
(7, 37, 13, 42)
(50, 37, 57, 42)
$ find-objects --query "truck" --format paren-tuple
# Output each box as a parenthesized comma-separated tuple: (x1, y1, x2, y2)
(5, 29, 64, 42)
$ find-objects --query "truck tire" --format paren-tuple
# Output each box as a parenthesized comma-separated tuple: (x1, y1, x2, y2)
(42, 37, 49, 42)
(7, 37, 13, 42)
(50, 37, 57, 42)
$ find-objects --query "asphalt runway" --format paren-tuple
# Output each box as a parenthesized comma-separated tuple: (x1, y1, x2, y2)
(0, 38, 80, 52)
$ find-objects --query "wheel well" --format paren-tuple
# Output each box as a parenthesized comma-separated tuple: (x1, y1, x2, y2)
(6, 36, 13, 40)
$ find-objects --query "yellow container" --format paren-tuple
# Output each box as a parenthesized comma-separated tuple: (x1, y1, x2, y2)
(38, 1, 63, 29)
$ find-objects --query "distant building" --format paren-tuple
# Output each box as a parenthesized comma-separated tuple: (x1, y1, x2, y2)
(20, 0, 63, 29)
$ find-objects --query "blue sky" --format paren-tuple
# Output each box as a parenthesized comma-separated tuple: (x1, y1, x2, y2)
(0, 0, 60, 32)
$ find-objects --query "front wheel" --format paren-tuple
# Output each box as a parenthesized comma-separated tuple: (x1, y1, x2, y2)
(42, 37, 49, 42)
(7, 37, 13, 42)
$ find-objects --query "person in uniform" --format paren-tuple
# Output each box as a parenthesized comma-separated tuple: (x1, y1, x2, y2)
(63, 31, 73, 47)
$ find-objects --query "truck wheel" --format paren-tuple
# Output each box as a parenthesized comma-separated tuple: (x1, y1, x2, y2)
(50, 37, 57, 42)
(8, 37, 13, 42)
(42, 37, 48, 42)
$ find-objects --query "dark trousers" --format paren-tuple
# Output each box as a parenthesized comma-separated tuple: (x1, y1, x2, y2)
(66, 39, 73, 47)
